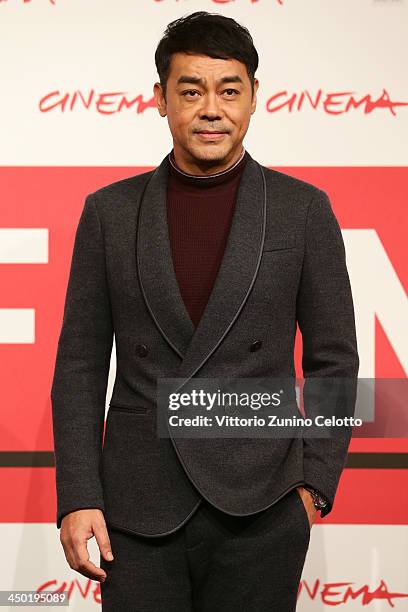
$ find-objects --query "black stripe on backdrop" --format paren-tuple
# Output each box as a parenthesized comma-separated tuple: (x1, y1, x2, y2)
(0, 452, 407, 469)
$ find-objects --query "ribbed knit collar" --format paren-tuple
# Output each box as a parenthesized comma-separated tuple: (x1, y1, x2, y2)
(168, 147, 248, 190)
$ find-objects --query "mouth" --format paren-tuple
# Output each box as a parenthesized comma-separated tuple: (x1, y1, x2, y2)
(195, 131, 228, 140)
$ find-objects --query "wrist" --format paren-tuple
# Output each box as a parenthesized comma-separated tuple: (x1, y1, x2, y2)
(303, 486, 328, 510)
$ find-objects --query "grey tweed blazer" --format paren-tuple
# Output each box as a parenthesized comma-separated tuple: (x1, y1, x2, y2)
(51, 150, 359, 536)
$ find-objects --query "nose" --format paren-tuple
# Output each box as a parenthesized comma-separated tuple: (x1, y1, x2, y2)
(199, 91, 223, 120)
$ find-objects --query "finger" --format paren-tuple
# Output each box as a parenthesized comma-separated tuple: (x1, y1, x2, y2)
(93, 522, 114, 562)
(71, 537, 107, 582)
(309, 506, 317, 527)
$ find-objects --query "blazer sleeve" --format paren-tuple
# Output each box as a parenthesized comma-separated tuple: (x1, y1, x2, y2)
(296, 189, 359, 518)
(51, 192, 113, 529)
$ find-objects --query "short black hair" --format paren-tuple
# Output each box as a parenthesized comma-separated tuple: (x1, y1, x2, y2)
(154, 11, 259, 100)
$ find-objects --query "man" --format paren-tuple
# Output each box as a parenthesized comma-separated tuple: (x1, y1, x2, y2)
(51, 11, 359, 611)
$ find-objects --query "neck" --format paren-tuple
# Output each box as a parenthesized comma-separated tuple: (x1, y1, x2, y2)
(168, 148, 249, 191)
(169, 147, 246, 179)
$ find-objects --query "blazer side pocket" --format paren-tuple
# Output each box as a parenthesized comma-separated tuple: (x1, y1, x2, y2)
(108, 403, 149, 415)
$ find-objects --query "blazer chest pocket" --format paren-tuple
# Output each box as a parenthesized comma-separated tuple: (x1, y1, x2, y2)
(262, 239, 298, 253)
(108, 402, 150, 415)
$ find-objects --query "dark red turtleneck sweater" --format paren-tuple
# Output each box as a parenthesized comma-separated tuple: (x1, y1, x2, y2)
(166, 148, 249, 328)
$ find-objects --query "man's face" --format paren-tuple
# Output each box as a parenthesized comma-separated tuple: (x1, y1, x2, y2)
(153, 52, 259, 173)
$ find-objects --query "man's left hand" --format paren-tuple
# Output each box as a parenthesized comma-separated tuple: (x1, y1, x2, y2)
(296, 486, 317, 528)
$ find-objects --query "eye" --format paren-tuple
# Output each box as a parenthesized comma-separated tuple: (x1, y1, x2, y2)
(182, 90, 200, 98)
(181, 89, 240, 98)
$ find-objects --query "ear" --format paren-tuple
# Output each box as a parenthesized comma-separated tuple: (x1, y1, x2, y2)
(251, 79, 259, 114)
(153, 82, 167, 117)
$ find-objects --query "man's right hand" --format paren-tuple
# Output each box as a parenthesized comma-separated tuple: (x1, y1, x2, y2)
(60, 509, 114, 582)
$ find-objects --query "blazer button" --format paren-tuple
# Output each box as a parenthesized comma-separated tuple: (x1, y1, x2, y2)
(250, 340, 262, 352)
(136, 343, 148, 357)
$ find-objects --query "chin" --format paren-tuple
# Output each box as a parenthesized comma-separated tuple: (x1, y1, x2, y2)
(189, 143, 231, 163)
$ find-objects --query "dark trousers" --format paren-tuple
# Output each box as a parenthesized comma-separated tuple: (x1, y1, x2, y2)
(100, 487, 310, 611)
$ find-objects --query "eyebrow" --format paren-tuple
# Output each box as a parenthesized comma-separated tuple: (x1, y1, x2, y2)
(176, 75, 244, 87)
